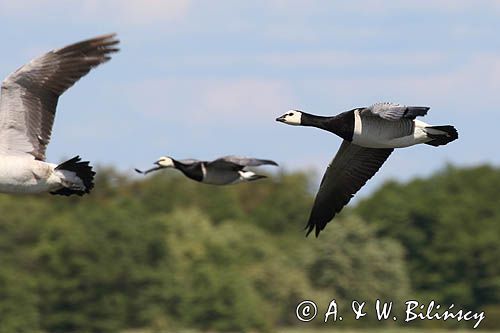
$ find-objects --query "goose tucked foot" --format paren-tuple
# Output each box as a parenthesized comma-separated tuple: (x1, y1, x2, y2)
(238, 171, 267, 182)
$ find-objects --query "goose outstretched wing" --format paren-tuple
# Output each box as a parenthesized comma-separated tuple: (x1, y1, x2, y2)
(210, 156, 278, 169)
(306, 140, 393, 237)
(361, 102, 429, 121)
(0, 34, 119, 160)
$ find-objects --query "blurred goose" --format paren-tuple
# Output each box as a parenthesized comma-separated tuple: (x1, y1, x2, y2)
(276, 102, 458, 237)
(135, 155, 278, 185)
(0, 34, 119, 196)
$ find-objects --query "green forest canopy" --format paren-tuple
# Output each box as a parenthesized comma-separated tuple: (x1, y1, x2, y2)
(0, 164, 498, 332)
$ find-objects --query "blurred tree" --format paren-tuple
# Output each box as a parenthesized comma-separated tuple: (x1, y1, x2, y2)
(355, 165, 500, 309)
(234, 172, 313, 234)
(0, 264, 40, 332)
(34, 201, 170, 333)
(0, 164, 495, 331)
(306, 216, 410, 324)
(131, 173, 245, 222)
(309, 216, 410, 300)
(0, 196, 48, 333)
(159, 209, 279, 331)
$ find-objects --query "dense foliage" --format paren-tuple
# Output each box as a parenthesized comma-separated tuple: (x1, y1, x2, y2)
(0, 165, 498, 332)
(356, 165, 500, 311)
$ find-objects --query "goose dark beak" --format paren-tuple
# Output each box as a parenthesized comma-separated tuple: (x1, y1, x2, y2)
(276, 115, 286, 122)
(145, 166, 163, 174)
(135, 164, 163, 175)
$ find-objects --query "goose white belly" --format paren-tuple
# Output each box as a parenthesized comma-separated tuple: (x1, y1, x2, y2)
(0, 156, 59, 193)
(201, 165, 240, 185)
(352, 111, 430, 148)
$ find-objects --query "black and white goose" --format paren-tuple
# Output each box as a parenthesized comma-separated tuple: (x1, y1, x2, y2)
(276, 102, 458, 237)
(135, 155, 278, 185)
(0, 34, 119, 196)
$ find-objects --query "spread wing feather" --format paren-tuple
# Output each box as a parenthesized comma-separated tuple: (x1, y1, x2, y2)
(210, 156, 278, 169)
(306, 141, 393, 237)
(361, 102, 429, 121)
(0, 34, 119, 160)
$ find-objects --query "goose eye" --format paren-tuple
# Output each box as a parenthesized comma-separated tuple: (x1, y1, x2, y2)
(288, 112, 294, 116)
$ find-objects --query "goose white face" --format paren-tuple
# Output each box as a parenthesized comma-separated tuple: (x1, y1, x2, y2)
(276, 110, 302, 125)
(156, 156, 174, 168)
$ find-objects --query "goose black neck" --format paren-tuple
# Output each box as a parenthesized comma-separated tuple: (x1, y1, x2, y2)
(171, 159, 185, 169)
(172, 159, 204, 182)
(172, 159, 190, 174)
(301, 111, 354, 141)
(301, 113, 334, 130)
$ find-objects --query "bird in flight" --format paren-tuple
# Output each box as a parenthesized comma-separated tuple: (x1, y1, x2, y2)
(136, 155, 278, 185)
(0, 34, 119, 195)
(276, 102, 458, 236)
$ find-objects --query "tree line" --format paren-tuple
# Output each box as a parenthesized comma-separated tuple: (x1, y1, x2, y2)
(0, 165, 498, 332)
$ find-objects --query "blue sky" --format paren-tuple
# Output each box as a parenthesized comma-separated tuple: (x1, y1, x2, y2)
(0, 0, 498, 196)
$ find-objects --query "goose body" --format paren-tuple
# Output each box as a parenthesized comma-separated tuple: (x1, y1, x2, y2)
(352, 109, 430, 148)
(276, 102, 458, 236)
(0, 34, 119, 195)
(136, 155, 278, 185)
(0, 156, 57, 193)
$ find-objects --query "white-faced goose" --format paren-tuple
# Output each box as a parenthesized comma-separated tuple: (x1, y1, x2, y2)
(276, 102, 458, 237)
(0, 34, 119, 196)
(136, 155, 278, 185)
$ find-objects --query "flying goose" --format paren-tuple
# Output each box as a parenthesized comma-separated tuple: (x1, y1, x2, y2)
(0, 34, 119, 196)
(135, 155, 278, 185)
(276, 102, 458, 237)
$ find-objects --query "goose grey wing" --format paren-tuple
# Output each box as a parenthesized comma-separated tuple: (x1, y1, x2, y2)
(306, 140, 393, 237)
(214, 155, 279, 167)
(178, 159, 201, 165)
(361, 102, 429, 121)
(0, 34, 119, 160)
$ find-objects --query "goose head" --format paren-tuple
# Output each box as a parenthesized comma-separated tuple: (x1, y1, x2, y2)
(276, 109, 342, 136)
(276, 110, 303, 126)
(135, 156, 175, 175)
(155, 156, 175, 168)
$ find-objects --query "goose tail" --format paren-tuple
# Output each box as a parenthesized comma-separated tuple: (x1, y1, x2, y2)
(50, 156, 96, 196)
(424, 125, 458, 147)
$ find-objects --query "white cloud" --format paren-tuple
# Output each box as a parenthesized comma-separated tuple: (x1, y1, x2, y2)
(123, 78, 296, 124)
(196, 79, 295, 121)
(81, 0, 191, 24)
(182, 0, 500, 14)
(265, 0, 500, 14)
(124, 51, 500, 126)
(0, 0, 192, 25)
(178, 51, 448, 70)
(298, 53, 500, 111)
